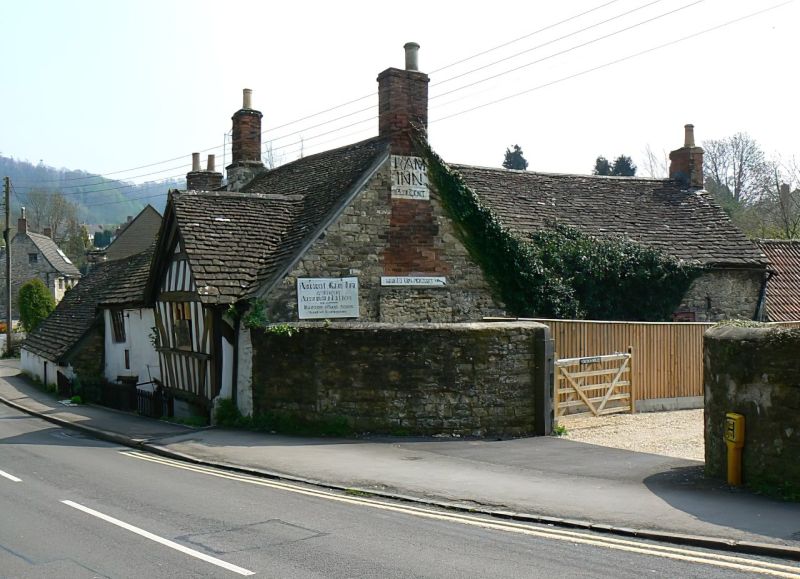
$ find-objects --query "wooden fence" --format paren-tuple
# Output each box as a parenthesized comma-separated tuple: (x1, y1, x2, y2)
(532, 319, 800, 404)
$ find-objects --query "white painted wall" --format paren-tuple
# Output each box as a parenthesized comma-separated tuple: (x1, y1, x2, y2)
(235, 324, 254, 417)
(20, 348, 72, 388)
(103, 308, 161, 386)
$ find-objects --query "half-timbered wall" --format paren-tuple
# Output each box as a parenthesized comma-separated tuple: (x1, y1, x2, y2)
(155, 241, 215, 403)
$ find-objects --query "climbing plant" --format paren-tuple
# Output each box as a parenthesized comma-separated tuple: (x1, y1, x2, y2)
(417, 139, 703, 321)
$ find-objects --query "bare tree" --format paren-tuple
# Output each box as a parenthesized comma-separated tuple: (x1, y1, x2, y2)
(640, 144, 668, 178)
(22, 189, 77, 240)
(703, 133, 771, 205)
(765, 160, 800, 239)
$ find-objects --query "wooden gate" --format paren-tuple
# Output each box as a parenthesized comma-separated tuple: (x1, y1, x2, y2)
(556, 348, 634, 417)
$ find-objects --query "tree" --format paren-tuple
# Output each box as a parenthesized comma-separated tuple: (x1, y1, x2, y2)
(63, 218, 91, 269)
(593, 156, 612, 176)
(594, 155, 636, 176)
(23, 189, 77, 241)
(703, 132, 771, 206)
(18, 278, 55, 332)
(503, 145, 528, 170)
(611, 155, 636, 176)
(641, 145, 668, 178)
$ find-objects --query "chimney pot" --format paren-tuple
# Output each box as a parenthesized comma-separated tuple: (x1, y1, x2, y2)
(243, 88, 252, 109)
(404, 42, 420, 71)
(207, 154, 216, 172)
(684, 124, 695, 147)
(17, 207, 27, 235)
(192, 152, 201, 172)
(127, 216, 133, 222)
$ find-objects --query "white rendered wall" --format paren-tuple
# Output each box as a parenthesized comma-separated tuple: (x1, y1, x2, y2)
(103, 308, 161, 386)
(235, 324, 254, 417)
(21, 348, 72, 387)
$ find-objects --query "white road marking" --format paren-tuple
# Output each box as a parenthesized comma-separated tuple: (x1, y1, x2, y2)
(61, 500, 255, 576)
(124, 450, 800, 579)
(0, 469, 22, 482)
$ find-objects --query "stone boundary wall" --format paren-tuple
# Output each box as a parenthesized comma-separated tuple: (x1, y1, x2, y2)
(704, 325, 800, 493)
(250, 321, 553, 437)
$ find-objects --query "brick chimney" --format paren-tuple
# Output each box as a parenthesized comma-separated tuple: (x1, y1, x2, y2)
(17, 207, 27, 235)
(186, 153, 223, 191)
(43, 227, 52, 238)
(377, 42, 429, 155)
(669, 124, 705, 188)
(226, 88, 265, 191)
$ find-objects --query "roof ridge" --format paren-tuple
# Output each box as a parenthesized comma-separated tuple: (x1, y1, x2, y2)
(450, 162, 674, 183)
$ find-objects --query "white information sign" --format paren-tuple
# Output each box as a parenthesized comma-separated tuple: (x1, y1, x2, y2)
(297, 277, 359, 319)
(391, 155, 430, 200)
(381, 276, 447, 287)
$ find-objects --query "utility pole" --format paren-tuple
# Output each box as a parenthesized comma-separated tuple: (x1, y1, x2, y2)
(3, 176, 11, 356)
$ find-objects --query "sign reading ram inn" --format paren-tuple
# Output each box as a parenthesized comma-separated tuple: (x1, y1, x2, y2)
(391, 155, 429, 201)
(297, 277, 359, 319)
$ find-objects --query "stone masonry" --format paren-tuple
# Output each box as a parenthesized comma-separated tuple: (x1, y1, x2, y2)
(677, 269, 764, 322)
(704, 325, 800, 495)
(250, 321, 551, 437)
(263, 159, 504, 323)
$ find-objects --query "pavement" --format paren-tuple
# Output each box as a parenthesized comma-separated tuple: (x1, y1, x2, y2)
(1, 358, 799, 560)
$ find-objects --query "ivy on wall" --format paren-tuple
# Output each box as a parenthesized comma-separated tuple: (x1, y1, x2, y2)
(417, 139, 703, 321)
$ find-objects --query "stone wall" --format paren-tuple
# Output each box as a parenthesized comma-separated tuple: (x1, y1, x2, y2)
(264, 159, 504, 323)
(704, 325, 800, 494)
(70, 324, 105, 379)
(677, 269, 763, 322)
(0, 233, 72, 317)
(250, 321, 553, 437)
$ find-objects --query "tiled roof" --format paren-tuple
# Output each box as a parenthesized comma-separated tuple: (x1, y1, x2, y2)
(27, 232, 82, 277)
(105, 205, 162, 262)
(171, 136, 389, 304)
(756, 240, 800, 321)
(452, 165, 768, 267)
(22, 249, 153, 363)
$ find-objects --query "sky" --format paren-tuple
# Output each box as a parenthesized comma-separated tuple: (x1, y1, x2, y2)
(1, 0, 797, 193)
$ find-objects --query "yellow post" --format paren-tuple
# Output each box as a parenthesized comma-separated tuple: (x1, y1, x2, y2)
(724, 413, 745, 486)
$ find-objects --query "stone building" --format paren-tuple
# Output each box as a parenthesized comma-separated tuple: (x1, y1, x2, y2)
(142, 43, 767, 419)
(21, 205, 162, 390)
(0, 209, 81, 317)
(454, 126, 769, 322)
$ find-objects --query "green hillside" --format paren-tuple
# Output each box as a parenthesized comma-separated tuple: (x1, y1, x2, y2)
(0, 155, 183, 225)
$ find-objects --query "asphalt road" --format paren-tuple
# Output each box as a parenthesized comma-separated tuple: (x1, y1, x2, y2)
(1, 403, 799, 579)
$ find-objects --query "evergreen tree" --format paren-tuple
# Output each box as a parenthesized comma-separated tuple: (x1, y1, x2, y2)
(611, 155, 637, 176)
(593, 156, 612, 176)
(18, 278, 55, 332)
(503, 145, 529, 170)
(594, 155, 637, 176)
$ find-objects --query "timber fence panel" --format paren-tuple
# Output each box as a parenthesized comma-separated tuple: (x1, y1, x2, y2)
(534, 319, 713, 403)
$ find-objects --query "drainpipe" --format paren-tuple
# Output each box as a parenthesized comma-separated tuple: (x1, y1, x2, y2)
(754, 269, 774, 321)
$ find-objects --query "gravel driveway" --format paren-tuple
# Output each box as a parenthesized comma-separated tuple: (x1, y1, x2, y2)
(557, 409, 704, 462)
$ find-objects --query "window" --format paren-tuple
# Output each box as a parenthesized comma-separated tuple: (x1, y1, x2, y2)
(110, 310, 126, 343)
(58, 278, 63, 290)
(28, 253, 38, 264)
(172, 302, 193, 350)
(124, 349, 130, 370)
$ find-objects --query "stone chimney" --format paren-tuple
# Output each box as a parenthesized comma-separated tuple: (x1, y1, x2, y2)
(377, 42, 429, 155)
(187, 153, 223, 191)
(669, 124, 705, 188)
(17, 207, 27, 235)
(43, 227, 52, 238)
(226, 88, 265, 191)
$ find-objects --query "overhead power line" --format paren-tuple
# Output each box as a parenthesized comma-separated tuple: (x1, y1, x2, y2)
(15, 0, 632, 187)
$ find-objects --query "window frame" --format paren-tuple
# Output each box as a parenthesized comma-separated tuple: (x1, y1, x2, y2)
(110, 309, 126, 343)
